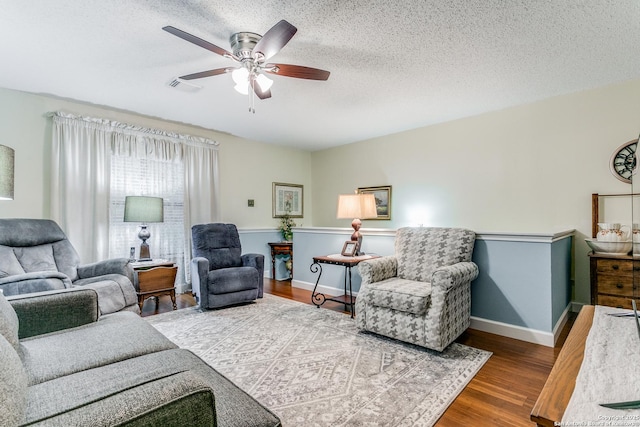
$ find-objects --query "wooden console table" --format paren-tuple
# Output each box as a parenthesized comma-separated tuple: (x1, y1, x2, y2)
(530, 305, 594, 427)
(268, 242, 293, 280)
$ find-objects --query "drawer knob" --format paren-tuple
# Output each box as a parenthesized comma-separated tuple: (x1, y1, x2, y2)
(612, 265, 620, 270)
(616, 283, 624, 289)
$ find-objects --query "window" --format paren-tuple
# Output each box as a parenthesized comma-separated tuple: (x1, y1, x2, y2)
(109, 154, 187, 285)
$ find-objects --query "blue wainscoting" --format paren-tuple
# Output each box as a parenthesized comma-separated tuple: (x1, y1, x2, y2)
(469, 231, 573, 346)
(238, 227, 574, 347)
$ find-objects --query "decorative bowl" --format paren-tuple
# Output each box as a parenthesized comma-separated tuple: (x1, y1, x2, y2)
(585, 239, 632, 255)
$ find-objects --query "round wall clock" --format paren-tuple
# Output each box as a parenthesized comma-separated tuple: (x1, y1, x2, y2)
(610, 139, 638, 184)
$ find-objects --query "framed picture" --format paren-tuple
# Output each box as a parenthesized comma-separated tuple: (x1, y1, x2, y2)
(341, 241, 358, 257)
(358, 185, 392, 220)
(272, 182, 304, 218)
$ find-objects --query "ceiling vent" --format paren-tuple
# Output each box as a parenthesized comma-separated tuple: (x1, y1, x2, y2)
(167, 77, 202, 93)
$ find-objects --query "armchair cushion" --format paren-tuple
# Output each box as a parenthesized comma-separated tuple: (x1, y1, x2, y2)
(364, 278, 432, 316)
(0, 271, 71, 296)
(396, 227, 476, 282)
(208, 267, 259, 294)
(192, 223, 242, 270)
(0, 246, 33, 277)
(20, 311, 176, 385)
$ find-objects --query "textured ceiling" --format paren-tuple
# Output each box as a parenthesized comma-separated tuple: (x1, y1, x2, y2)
(1, 1, 639, 151)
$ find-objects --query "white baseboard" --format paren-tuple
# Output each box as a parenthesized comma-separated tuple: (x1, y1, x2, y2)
(291, 280, 358, 297)
(292, 279, 577, 348)
(470, 303, 572, 347)
(470, 317, 555, 347)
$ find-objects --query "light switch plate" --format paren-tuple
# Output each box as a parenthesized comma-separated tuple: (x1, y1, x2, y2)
(248, 199, 254, 207)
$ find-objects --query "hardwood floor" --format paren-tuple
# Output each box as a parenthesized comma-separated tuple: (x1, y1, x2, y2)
(142, 279, 574, 426)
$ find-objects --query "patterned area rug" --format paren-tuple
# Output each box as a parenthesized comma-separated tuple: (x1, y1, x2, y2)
(146, 294, 491, 426)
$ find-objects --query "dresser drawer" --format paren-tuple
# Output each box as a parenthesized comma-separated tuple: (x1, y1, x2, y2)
(596, 275, 635, 297)
(597, 294, 633, 309)
(596, 258, 634, 275)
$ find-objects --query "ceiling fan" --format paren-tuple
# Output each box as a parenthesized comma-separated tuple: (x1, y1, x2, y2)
(163, 20, 330, 108)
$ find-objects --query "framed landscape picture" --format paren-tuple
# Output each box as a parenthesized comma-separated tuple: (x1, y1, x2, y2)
(272, 182, 304, 218)
(358, 185, 391, 220)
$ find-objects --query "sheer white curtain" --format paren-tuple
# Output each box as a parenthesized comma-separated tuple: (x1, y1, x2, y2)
(50, 112, 220, 286)
(51, 113, 113, 263)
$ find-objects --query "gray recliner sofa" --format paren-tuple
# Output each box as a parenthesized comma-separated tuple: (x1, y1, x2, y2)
(0, 288, 281, 427)
(0, 218, 139, 315)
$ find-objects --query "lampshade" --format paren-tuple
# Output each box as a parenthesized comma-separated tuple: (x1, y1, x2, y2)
(336, 193, 377, 219)
(232, 68, 273, 95)
(255, 74, 273, 91)
(123, 196, 164, 223)
(0, 145, 15, 201)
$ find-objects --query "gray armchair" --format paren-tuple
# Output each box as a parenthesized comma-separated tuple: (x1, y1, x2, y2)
(0, 218, 139, 315)
(191, 223, 264, 309)
(355, 227, 479, 352)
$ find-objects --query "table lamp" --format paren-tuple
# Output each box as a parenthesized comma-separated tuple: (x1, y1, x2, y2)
(336, 192, 377, 255)
(0, 145, 15, 201)
(123, 196, 164, 261)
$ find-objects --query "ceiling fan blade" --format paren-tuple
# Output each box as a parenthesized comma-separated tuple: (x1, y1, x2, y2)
(179, 68, 231, 80)
(264, 63, 330, 80)
(163, 26, 232, 58)
(252, 20, 297, 61)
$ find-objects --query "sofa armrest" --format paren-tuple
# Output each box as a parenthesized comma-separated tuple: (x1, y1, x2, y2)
(242, 253, 265, 297)
(431, 262, 479, 292)
(358, 256, 398, 285)
(241, 253, 264, 272)
(77, 258, 134, 282)
(7, 288, 100, 339)
(190, 257, 210, 306)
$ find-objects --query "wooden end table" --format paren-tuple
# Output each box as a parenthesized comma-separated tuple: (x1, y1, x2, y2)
(310, 254, 379, 318)
(268, 242, 293, 280)
(129, 259, 178, 311)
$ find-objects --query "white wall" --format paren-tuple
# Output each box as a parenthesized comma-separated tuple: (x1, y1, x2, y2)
(0, 87, 312, 229)
(3, 79, 640, 307)
(310, 78, 640, 305)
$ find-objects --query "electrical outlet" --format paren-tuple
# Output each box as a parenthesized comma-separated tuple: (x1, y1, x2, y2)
(248, 199, 254, 207)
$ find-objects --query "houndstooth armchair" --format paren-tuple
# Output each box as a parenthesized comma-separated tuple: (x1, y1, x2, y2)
(355, 227, 479, 352)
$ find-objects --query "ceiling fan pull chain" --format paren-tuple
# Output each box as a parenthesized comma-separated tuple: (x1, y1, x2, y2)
(250, 78, 256, 113)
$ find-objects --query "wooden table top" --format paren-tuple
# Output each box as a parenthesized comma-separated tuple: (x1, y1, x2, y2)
(530, 305, 595, 427)
(312, 254, 379, 267)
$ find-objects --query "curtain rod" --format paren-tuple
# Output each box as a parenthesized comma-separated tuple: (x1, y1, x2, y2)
(47, 111, 220, 147)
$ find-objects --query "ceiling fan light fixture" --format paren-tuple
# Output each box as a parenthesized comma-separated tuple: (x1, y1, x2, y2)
(231, 67, 249, 85)
(255, 74, 273, 91)
(234, 82, 249, 95)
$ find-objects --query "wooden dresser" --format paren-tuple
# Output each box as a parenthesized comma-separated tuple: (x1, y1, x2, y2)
(589, 252, 637, 309)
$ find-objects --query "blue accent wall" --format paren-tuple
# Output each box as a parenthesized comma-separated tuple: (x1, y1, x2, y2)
(238, 227, 573, 335)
